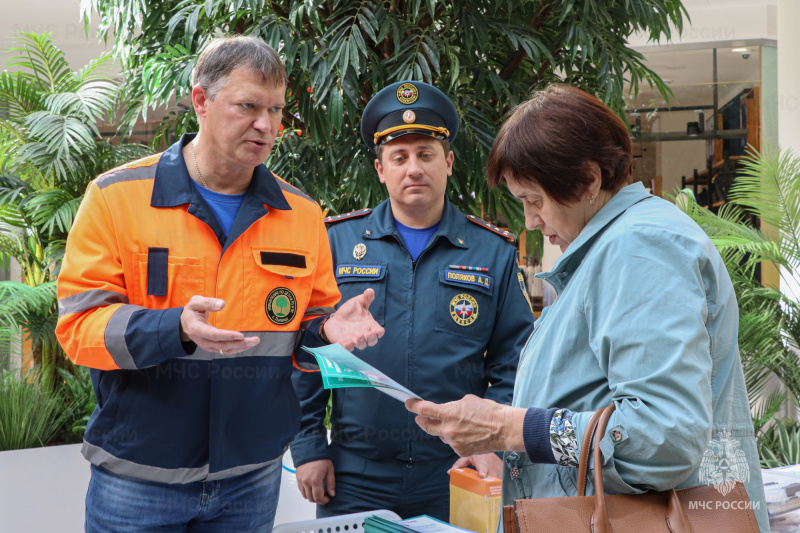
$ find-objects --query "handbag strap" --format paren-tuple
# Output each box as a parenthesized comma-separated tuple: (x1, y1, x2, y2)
(577, 407, 606, 496)
(589, 403, 693, 533)
(503, 505, 520, 533)
(590, 404, 616, 533)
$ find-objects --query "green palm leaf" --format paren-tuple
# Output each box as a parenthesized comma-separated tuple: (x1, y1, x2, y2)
(25, 189, 82, 236)
(24, 112, 97, 158)
(0, 32, 153, 392)
(45, 81, 118, 127)
(7, 32, 74, 93)
(730, 149, 800, 267)
(0, 221, 27, 265)
(678, 149, 800, 435)
(0, 71, 46, 120)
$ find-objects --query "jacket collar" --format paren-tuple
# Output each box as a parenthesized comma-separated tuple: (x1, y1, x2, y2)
(539, 182, 651, 291)
(150, 133, 292, 211)
(365, 196, 468, 248)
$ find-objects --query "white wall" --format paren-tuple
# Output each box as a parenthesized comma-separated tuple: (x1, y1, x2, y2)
(777, 0, 800, 303)
(658, 111, 710, 197)
(0, 0, 110, 71)
(628, 0, 777, 49)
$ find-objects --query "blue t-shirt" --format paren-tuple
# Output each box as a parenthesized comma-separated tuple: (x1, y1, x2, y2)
(192, 181, 245, 238)
(394, 219, 439, 261)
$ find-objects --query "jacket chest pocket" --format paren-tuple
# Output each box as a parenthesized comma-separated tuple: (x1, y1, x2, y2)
(334, 263, 387, 326)
(132, 249, 204, 309)
(252, 248, 315, 328)
(435, 269, 494, 340)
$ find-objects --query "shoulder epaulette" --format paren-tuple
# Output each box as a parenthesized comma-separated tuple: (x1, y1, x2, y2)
(466, 215, 516, 242)
(324, 208, 372, 224)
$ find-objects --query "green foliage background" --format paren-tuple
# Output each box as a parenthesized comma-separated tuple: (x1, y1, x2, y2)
(0, 32, 150, 392)
(679, 148, 800, 465)
(82, 0, 685, 233)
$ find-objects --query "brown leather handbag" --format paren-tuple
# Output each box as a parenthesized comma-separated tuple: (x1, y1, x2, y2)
(503, 404, 760, 533)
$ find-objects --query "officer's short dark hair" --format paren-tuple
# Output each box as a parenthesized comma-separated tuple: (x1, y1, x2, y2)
(486, 84, 632, 204)
(194, 36, 287, 100)
(376, 138, 451, 164)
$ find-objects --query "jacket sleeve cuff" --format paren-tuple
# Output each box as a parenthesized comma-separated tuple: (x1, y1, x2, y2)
(158, 307, 193, 356)
(296, 316, 329, 366)
(290, 433, 330, 467)
(523, 407, 558, 464)
(122, 307, 192, 368)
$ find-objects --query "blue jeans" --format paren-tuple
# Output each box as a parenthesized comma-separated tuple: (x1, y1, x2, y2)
(85, 461, 281, 532)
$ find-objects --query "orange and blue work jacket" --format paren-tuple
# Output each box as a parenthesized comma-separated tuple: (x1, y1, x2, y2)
(56, 134, 339, 484)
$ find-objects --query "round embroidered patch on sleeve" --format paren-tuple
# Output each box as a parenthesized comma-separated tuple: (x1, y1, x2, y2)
(265, 288, 297, 325)
(449, 293, 479, 326)
(518, 272, 534, 314)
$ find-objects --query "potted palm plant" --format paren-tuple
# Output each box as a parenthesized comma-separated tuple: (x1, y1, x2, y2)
(0, 32, 150, 446)
(678, 147, 800, 465)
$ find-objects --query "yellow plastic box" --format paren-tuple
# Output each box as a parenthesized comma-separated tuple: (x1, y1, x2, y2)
(449, 467, 502, 533)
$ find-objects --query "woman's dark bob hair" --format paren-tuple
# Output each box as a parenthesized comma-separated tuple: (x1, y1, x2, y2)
(486, 84, 633, 205)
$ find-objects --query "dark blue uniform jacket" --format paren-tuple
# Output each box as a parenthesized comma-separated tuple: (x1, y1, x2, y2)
(291, 198, 534, 465)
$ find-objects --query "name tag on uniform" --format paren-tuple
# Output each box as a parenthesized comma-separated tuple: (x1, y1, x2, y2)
(444, 269, 492, 290)
(336, 264, 383, 278)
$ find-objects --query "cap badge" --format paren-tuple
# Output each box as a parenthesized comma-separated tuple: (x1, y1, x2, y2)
(397, 82, 419, 104)
(403, 110, 416, 123)
(353, 243, 367, 261)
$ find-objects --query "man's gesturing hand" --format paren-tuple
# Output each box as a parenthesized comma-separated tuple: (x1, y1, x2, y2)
(322, 288, 385, 351)
(180, 296, 260, 355)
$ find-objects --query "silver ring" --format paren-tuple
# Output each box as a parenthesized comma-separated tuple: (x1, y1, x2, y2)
(219, 349, 224, 355)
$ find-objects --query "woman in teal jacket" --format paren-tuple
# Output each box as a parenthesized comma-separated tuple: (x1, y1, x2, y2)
(407, 84, 769, 532)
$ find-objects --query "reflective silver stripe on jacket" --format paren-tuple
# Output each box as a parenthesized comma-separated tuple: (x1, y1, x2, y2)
(277, 180, 314, 203)
(105, 304, 147, 370)
(82, 441, 282, 484)
(303, 306, 335, 318)
(96, 164, 156, 189)
(182, 331, 300, 360)
(58, 289, 129, 317)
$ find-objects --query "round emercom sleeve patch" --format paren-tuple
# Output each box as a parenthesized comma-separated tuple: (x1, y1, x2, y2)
(450, 293, 478, 326)
(266, 287, 297, 325)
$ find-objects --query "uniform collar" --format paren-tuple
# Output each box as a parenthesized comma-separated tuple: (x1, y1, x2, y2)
(150, 133, 292, 211)
(365, 196, 468, 248)
(539, 182, 651, 290)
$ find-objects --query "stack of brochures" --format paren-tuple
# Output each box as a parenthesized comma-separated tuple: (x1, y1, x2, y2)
(301, 344, 421, 402)
(763, 465, 800, 516)
(364, 515, 473, 533)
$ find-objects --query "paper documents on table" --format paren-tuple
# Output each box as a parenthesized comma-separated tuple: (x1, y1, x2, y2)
(364, 515, 473, 533)
(301, 343, 421, 402)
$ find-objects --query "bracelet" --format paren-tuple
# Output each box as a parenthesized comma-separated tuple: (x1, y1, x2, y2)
(319, 314, 332, 344)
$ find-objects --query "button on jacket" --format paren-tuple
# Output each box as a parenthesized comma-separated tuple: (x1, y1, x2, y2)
(501, 182, 768, 532)
(56, 134, 340, 484)
(291, 198, 533, 465)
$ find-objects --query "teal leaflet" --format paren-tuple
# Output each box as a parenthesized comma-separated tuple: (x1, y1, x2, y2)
(301, 343, 421, 402)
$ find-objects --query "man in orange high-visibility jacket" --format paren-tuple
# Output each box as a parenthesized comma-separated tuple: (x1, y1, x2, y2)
(56, 36, 383, 532)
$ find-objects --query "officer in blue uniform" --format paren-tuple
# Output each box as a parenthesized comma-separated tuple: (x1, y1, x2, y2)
(291, 81, 534, 520)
